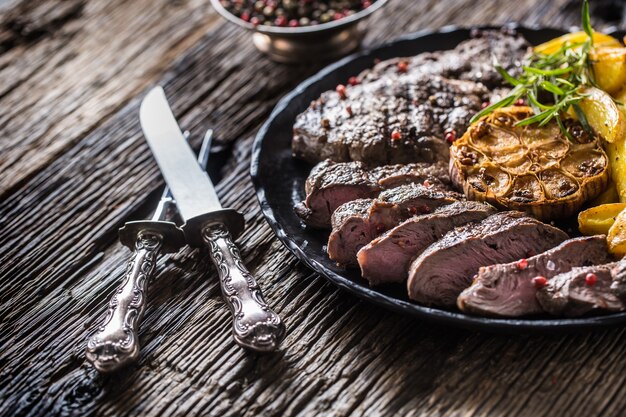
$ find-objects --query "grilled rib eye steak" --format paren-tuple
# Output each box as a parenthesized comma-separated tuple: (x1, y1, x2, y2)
(295, 160, 451, 228)
(457, 236, 612, 317)
(407, 211, 568, 308)
(358, 201, 496, 286)
(292, 31, 529, 166)
(358, 29, 529, 89)
(537, 260, 626, 316)
(327, 183, 463, 266)
(292, 74, 485, 165)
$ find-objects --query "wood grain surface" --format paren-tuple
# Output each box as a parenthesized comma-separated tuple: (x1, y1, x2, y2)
(2, 0, 626, 416)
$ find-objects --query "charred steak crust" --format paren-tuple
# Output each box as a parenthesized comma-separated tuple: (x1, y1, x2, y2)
(358, 29, 529, 88)
(536, 261, 626, 316)
(370, 162, 451, 189)
(407, 211, 569, 308)
(296, 159, 452, 228)
(377, 183, 463, 209)
(327, 183, 463, 267)
(292, 73, 485, 165)
(358, 201, 497, 286)
(457, 236, 612, 317)
(292, 31, 529, 166)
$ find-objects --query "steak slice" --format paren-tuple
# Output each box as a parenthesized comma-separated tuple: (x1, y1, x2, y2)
(610, 261, 626, 301)
(292, 31, 529, 166)
(358, 201, 496, 286)
(295, 160, 380, 228)
(407, 211, 568, 308)
(327, 199, 400, 268)
(295, 159, 451, 228)
(536, 260, 626, 316)
(377, 183, 464, 211)
(370, 162, 451, 189)
(457, 236, 612, 317)
(327, 183, 463, 266)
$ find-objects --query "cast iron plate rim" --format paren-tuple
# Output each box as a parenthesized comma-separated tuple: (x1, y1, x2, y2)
(251, 24, 626, 333)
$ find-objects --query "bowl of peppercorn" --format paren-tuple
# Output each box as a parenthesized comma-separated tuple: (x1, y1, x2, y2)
(211, 0, 388, 63)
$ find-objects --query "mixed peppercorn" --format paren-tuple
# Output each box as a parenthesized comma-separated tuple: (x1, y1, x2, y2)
(219, 0, 378, 27)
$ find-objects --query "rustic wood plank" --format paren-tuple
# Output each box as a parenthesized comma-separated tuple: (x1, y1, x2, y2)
(0, 0, 219, 197)
(3, 0, 626, 416)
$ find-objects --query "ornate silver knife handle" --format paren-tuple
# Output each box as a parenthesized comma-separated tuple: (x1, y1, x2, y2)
(202, 223, 285, 352)
(86, 231, 161, 372)
(86, 221, 184, 372)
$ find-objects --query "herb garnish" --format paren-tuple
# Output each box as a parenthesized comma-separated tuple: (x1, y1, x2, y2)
(470, 0, 596, 140)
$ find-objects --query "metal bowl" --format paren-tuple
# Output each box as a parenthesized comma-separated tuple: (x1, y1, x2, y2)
(210, 0, 388, 63)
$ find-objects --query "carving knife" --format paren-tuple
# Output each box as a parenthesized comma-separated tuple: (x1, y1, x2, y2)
(86, 130, 213, 373)
(138, 86, 286, 352)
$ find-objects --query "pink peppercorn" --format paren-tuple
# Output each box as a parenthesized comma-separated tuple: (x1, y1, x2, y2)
(585, 273, 597, 286)
(336, 84, 347, 99)
(444, 129, 457, 143)
(532, 276, 548, 289)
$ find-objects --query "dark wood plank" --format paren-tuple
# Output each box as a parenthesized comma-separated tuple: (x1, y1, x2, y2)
(3, 0, 626, 416)
(0, 0, 220, 197)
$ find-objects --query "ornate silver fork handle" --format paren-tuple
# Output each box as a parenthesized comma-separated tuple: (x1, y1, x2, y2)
(202, 223, 285, 352)
(86, 232, 162, 372)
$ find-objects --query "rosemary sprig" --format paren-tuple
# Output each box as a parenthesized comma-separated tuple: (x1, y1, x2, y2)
(470, 0, 596, 138)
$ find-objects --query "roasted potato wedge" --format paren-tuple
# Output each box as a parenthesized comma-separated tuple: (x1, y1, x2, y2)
(535, 31, 621, 55)
(591, 47, 626, 95)
(577, 87, 626, 144)
(578, 203, 626, 235)
(604, 139, 626, 202)
(608, 207, 626, 256)
(614, 85, 626, 112)
(598, 87, 626, 202)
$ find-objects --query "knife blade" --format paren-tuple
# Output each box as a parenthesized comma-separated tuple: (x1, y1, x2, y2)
(86, 129, 212, 373)
(139, 86, 285, 352)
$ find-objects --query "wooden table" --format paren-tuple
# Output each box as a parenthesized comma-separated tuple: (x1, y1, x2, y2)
(3, 0, 626, 416)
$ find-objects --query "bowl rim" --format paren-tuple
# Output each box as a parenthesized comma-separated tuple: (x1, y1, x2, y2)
(210, 0, 388, 35)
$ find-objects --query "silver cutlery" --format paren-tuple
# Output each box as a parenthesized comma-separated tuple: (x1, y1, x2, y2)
(139, 87, 285, 353)
(86, 130, 213, 373)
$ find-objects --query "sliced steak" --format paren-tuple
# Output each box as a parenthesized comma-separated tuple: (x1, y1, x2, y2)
(326, 199, 400, 268)
(358, 201, 496, 286)
(407, 211, 568, 308)
(292, 31, 529, 165)
(295, 159, 451, 228)
(457, 236, 612, 317)
(537, 261, 626, 316)
(295, 160, 381, 228)
(327, 184, 463, 266)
